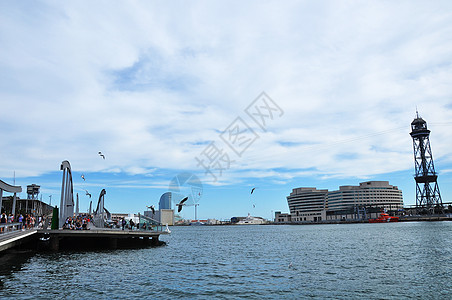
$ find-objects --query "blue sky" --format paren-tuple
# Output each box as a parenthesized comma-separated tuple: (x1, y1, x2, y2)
(1, 1, 452, 220)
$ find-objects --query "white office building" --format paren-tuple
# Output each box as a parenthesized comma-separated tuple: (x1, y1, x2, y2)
(284, 181, 403, 222)
(287, 187, 328, 222)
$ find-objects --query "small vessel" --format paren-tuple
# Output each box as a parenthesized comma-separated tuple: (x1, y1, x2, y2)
(236, 213, 266, 225)
(369, 213, 399, 223)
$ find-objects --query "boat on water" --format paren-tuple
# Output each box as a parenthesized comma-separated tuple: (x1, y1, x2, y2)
(189, 221, 205, 226)
(236, 213, 266, 225)
(369, 213, 399, 223)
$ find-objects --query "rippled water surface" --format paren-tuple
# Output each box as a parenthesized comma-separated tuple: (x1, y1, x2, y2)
(1, 222, 451, 299)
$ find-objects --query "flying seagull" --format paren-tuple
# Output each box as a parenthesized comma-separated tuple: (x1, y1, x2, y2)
(146, 205, 155, 214)
(85, 190, 92, 198)
(98, 151, 105, 159)
(176, 197, 188, 213)
(81, 174, 85, 181)
(251, 187, 257, 194)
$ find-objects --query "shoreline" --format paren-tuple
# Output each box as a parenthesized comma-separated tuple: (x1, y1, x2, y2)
(173, 215, 452, 226)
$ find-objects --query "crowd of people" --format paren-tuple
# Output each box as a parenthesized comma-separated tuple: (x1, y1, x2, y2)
(62, 214, 92, 230)
(1, 211, 152, 233)
(0, 212, 46, 233)
(107, 217, 147, 230)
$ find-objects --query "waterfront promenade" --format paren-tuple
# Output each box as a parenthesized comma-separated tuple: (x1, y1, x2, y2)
(0, 228, 37, 252)
(0, 225, 169, 252)
(37, 227, 168, 250)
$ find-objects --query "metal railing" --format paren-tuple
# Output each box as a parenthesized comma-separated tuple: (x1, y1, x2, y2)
(0, 222, 22, 233)
(137, 214, 170, 233)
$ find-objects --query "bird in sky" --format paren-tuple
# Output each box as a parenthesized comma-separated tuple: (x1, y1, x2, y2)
(253, 204, 255, 208)
(146, 205, 155, 214)
(81, 174, 85, 181)
(177, 197, 188, 213)
(85, 190, 91, 198)
(251, 187, 257, 194)
(98, 151, 105, 159)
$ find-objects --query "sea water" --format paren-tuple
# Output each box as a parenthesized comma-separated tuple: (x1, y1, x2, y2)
(1, 222, 451, 299)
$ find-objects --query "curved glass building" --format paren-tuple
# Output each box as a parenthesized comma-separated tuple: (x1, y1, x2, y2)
(159, 192, 172, 210)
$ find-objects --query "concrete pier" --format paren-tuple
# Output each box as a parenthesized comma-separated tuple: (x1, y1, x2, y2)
(0, 230, 38, 252)
(36, 228, 168, 251)
(0, 228, 168, 253)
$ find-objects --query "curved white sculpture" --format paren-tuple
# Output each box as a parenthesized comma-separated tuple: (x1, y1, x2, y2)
(59, 160, 74, 228)
(93, 189, 106, 228)
(0, 179, 22, 216)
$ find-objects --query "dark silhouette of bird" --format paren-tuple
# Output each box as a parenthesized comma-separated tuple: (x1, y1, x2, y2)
(146, 205, 155, 214)
(85, 190, 91, 198)
(81, 174, 85, 181)
(176, 197, 188, 213)
(98, 151, 105, 159)
(251, 187, 257, 194)
(253, 204, 255, 208)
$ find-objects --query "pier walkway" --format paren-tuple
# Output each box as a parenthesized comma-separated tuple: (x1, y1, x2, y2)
(1, 217, 170, 252)
(0, 228, 37, 252)
(36, 228, 169, 251)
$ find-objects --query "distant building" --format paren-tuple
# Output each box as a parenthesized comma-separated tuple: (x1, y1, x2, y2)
(153, 192, 174, 225)
(143, 209, 157, 220)
(230, 216, 246, 223)
(327, 181, 403, 220)
(280, 181, 404, 222)
(159, 209, 174, 225)
(1, 196, 53, 216)
(207, 219, 220, 225)
(143, 196, 175, 226)
(111, 213, 138, 224)
(159, 192, 172, 210)
(111, 213, 129, 223)
(236, 213, 266, 225)
(274, 211, 291, 223)
(287, 187, 328, 222)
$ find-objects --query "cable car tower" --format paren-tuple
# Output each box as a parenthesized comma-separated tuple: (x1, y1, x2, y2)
(410, 111, 442, 213)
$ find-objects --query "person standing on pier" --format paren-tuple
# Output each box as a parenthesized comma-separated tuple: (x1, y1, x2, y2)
(18, 214, 23, 230)
(0, 213, 6, 232)
(121, 217, 126, 230)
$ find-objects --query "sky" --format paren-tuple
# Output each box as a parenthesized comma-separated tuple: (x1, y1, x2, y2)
(1, 1, 452, 221)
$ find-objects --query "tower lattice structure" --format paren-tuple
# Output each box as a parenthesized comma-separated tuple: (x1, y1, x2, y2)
(410, 112, 442, 212)
(27, 184, 40, 200)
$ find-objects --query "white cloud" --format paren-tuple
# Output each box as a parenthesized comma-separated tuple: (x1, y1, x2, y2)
(1, 0, 452, 184)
